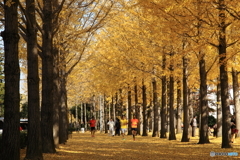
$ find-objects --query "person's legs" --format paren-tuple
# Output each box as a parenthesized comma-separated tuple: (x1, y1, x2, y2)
(109, 128, 113, 136)
(109, 128, 111, 136)
(192, 126, 195, 137)
(112, 128, 115, 136)
(132, 130, 135, 140)
(231, 133, 235, 143)
(90, 128, 93, 137)
(116, 129, 120, 136)
(90, 127, 95, 137)
(121, 129, 125, 140)
(132, 129, 134, 139)
(93, 128, 96, 137)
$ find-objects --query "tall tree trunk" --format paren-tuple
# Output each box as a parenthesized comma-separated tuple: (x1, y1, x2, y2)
(232, 67, 240, 137)
(152, 78, 159, 137)
(142, 79, 148, 136)
(219, 0, 231, 148)
(52, 0, 60, 149)
(111, 95, 114, 119)
(198, 54, 210, 144)
(84, 103, 87, 130)
(216, 78, 222, 137)
(59, 58, 68, 143)
(99, 95, 104, 132)
(41, 0, 56, 153)
(111, 95, 115, 120)
(169, 72, 176, 140)
(119, 89, 123, 115)
(25, 0, 43, 158)
(115, 92, 119, 117)
(53, 47, 60, 148)
(104, 96, 108, 134)
(134, 84, 140, 135)
(128, 85, 132, 135)
(1, 0, 20, 159)
(181, 56, 189, 142)
(188, 89, 193, 137)
(176, 80, 182, 134)
(160, 55, 167, 138)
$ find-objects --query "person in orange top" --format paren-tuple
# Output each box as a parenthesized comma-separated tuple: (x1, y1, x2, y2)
(131, 115, 139, 141)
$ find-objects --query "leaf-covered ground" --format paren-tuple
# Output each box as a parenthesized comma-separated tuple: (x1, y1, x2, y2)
(21, 130, 240, 160)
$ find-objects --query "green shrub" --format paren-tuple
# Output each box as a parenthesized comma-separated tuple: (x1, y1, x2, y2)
(20, 131, 27, 149)
(208, 115, 217, 127)
(0, 131, 27, 150)
(68, 127, 75, 133)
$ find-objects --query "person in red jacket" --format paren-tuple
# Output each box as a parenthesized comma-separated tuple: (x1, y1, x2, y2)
(88, 116, 96, 137)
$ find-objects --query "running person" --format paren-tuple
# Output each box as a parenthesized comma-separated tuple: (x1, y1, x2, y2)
(120, 115, 128, 140)
(131, 115, 139, 141)
(88, 116, 96, 137)
(107, 118, 115, 136)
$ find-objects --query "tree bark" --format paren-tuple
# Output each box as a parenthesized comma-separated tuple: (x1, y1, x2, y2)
(169, 72, 176, 140)
(52, 0, 60, 148)
(219, 0, 232, 148)
(104, 96, 108, 134)
(1, 0, 20, 159)
(232, 67, 240, 137)
(128, 85, 132, 135)
(41, 0, 56, 153)
(198, 54, 210, 144)
(181, 56, 189, 142)
(53, 47, 60, 148)
(160, 55, 167, 138)
(25, 0, 43, 158)
(134, 84, 141, 135)
(142, 79, 148, 136)
(59, 57, 68, 143)
(176, 80, 182, 134)
(152, 78, 159, 137)
(216, 78, 222, 137)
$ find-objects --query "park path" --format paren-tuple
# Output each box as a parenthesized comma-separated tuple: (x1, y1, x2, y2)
(21, 131, 240, 160)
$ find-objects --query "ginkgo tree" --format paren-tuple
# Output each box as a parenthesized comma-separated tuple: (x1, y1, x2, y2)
(80, 0, 240, 149)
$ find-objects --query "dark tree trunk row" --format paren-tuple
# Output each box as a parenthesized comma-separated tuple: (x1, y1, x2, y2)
(198, 54, 210, 144)
(142, 79, 148, 136)
(152, 78, 159, 137)
(216, 78, 222, 137)
(25, 0, 43, 158)
(134, 83, 141, 135)
(160, 55, 167, 138)
(128, 85, 132, 135)
(232, 67, 240, 137)
(1, 0, 21, 159)
(176, 80, 182, 134)
(169, 54, 176, 140)
(218, 0, 232, 148)
(41, 0, 56, 153)
(181, 56, 189, 142)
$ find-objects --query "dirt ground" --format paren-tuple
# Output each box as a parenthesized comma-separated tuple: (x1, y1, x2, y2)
(20, 130, 240, 160)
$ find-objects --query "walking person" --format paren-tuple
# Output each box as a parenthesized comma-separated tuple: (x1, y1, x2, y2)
(120, 115, 128, 140)
(131, 115, 139, 141)
(213, 124, 217, 137)
(88, 116, 96, 137)
(115, 117, 121, 136)
(230, 113, 238, 143)
(107, 118, 115, 136)
(190, 116, 197, 137)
